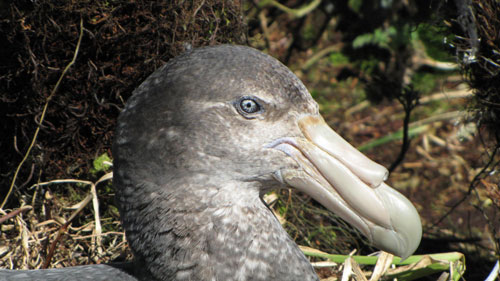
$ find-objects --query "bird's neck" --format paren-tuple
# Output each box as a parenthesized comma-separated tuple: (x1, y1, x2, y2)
(123, 180, 318, 281)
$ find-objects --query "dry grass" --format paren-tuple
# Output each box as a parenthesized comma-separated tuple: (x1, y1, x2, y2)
(0, 173, 132, 270)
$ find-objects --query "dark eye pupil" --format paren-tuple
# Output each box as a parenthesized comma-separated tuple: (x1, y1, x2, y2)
(240, 99, 259, 113)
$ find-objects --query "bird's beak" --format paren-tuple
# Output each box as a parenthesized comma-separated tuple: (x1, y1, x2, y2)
(269, 115, 421, 259)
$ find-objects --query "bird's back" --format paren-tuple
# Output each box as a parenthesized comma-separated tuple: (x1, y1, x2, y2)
(0, 263, 138, 281)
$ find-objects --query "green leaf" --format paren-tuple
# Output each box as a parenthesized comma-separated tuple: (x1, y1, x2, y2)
(348, 0, 362, 13)
(328, 52, 349, 65)
(352, 27, 396, 49)
(416, 23, 454, 62)
(92, 153, 112, 173)
(357, 125, 429, 152)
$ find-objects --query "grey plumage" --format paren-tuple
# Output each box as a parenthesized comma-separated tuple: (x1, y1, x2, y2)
(0, 263, 137, 281)
(113, 45, 320, 281)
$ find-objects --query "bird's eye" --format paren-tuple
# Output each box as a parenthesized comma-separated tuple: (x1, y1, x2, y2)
(239, 98, 260, 114)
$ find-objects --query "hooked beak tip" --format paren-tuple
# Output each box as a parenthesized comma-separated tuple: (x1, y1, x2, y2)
(274, 115, 422, 258)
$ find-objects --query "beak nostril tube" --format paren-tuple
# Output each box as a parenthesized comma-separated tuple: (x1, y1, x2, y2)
(298, 115, 389, 187)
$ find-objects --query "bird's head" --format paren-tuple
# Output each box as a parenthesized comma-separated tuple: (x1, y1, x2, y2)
(113, 45, 421, 260)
